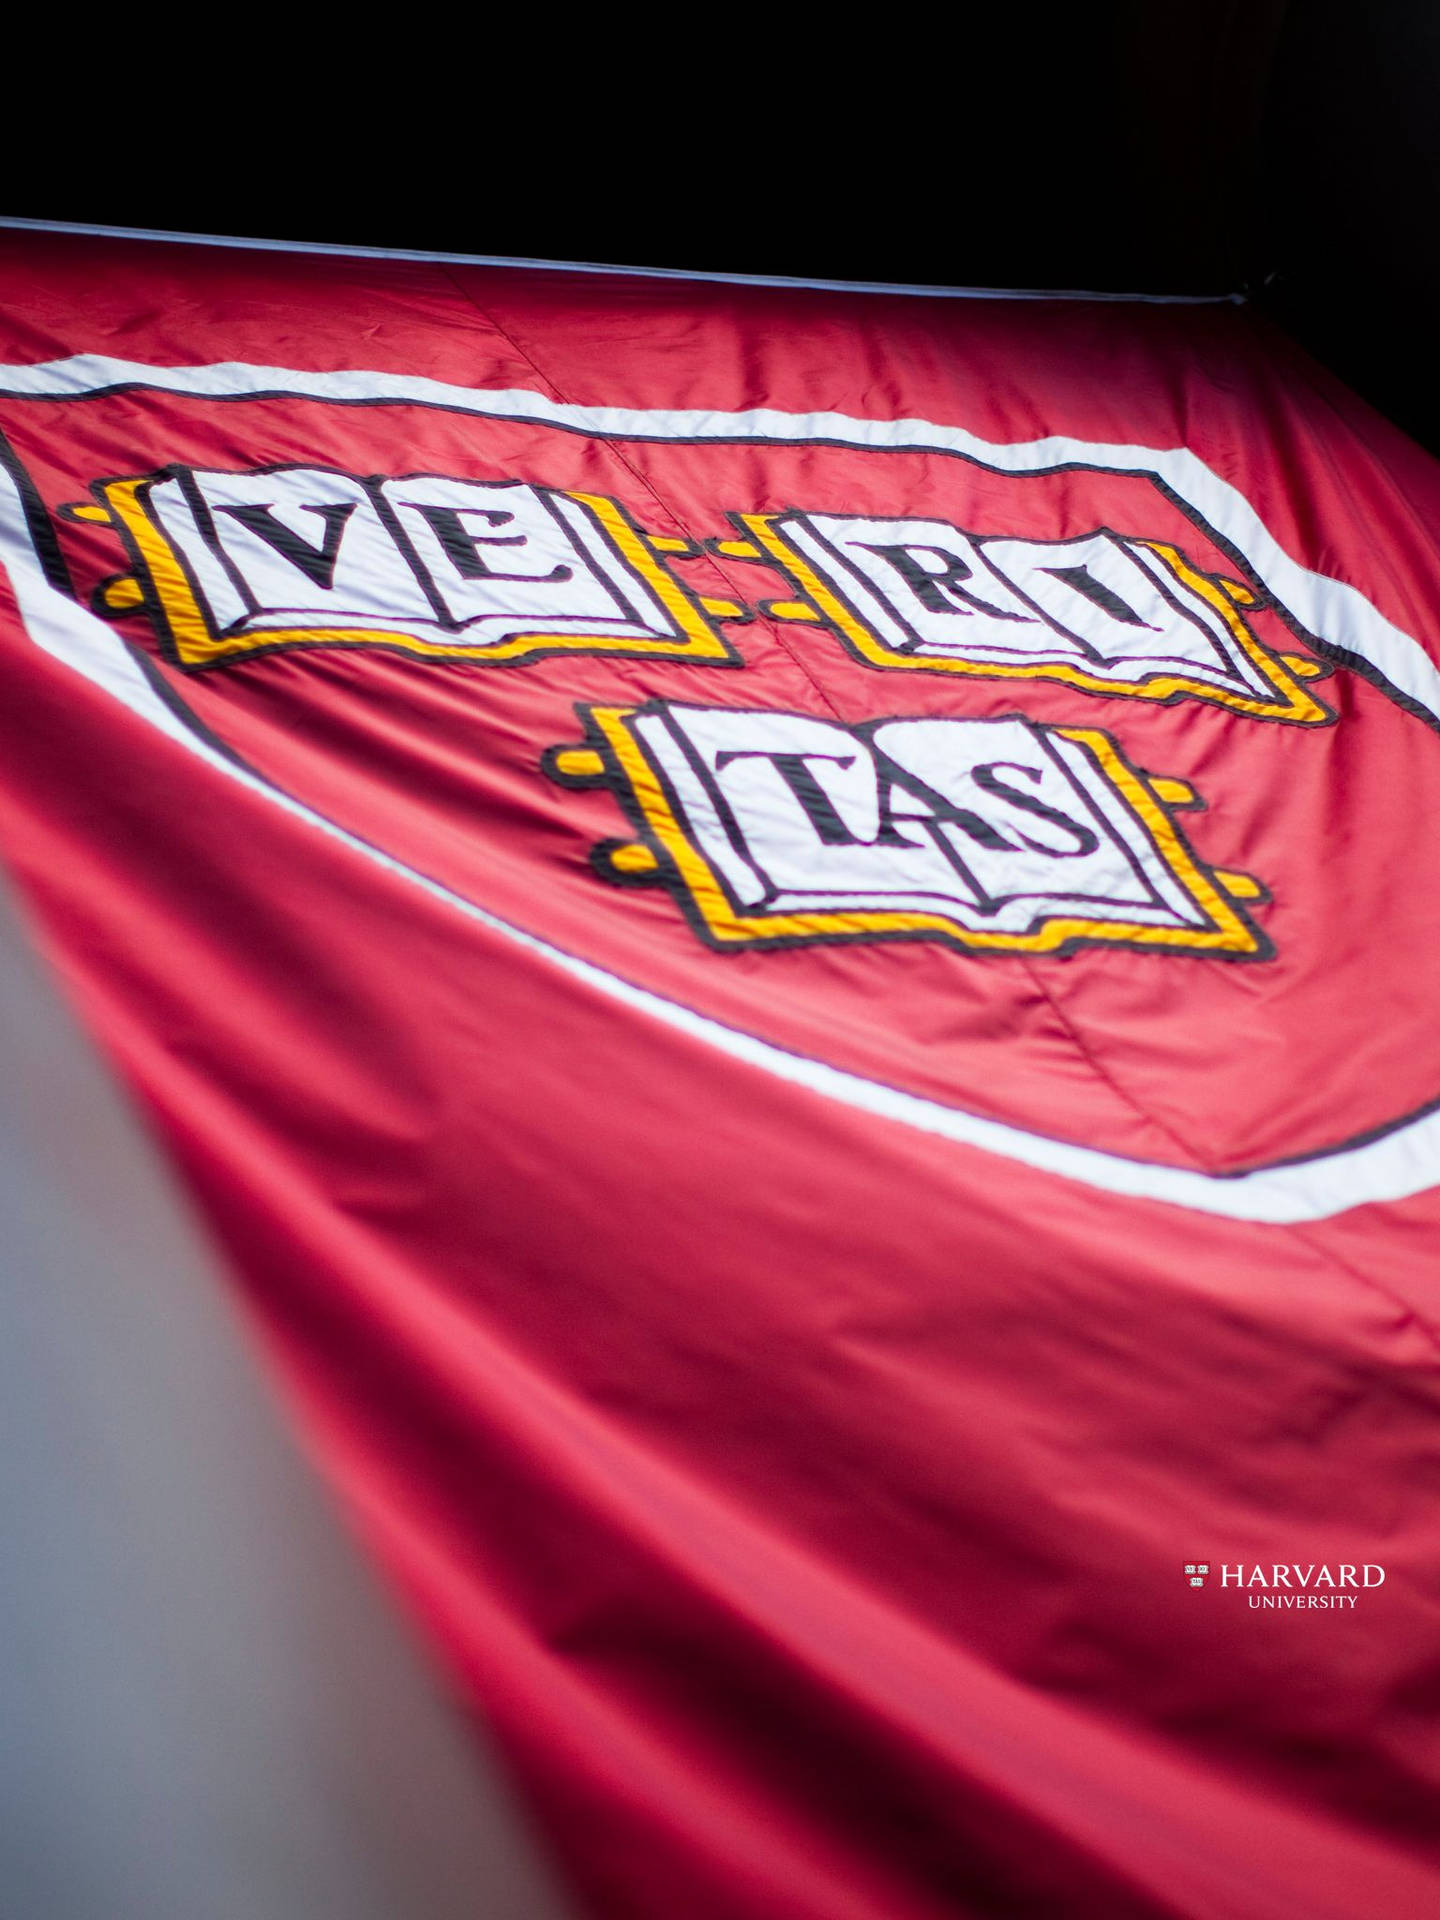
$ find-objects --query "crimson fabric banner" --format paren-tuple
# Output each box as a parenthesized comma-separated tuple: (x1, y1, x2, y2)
(1, 227, 1439, 1919)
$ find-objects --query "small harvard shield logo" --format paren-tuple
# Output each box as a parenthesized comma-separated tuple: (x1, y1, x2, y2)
(1185, 1563, 1211, 1588)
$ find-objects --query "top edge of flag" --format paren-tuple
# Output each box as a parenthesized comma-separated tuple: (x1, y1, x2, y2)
(0, 216, 1246, 306)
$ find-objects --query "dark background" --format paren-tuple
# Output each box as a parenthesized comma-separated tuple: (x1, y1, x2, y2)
(10, 2, 1439, 451)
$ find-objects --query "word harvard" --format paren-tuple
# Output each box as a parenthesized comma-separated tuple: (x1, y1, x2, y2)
(1192, 1562, 1386, 1608)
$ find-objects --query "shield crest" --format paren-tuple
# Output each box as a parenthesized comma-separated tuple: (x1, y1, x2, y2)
(4, 358, 1438, 1220)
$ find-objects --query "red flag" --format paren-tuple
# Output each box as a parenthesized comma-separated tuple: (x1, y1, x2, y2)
(1, 226, 1438, 1918)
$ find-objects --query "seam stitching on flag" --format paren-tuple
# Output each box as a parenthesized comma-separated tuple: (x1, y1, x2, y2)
(437, 270, 857, 727)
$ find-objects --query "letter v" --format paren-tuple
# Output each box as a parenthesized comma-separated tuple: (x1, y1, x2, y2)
(217, 500, 356, 591)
